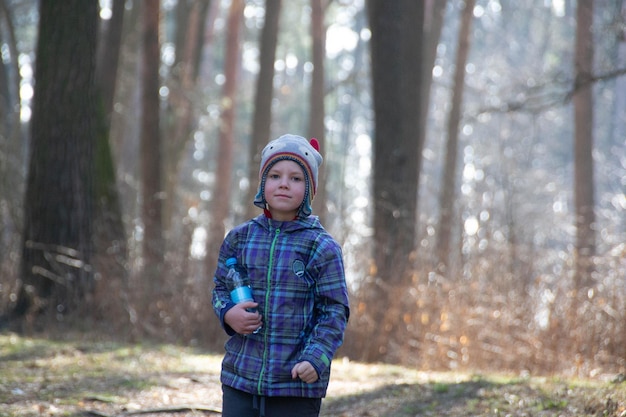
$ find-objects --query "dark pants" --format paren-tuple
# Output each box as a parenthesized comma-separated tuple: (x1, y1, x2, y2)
(222, 384, 322, 417)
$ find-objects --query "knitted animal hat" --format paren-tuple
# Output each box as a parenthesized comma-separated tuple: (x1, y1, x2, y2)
(253, 134, 323, 219)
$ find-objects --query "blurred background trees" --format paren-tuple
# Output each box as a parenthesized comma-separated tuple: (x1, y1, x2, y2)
(0, 0, 625, 376)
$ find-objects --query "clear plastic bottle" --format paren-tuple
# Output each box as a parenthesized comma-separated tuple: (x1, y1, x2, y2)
(225, 257, 261, 333)
(225, 257, 256, 312)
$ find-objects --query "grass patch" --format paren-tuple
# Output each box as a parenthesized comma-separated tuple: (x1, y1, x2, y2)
(1, 333, 626, 417)
(0, 333, 223, 416)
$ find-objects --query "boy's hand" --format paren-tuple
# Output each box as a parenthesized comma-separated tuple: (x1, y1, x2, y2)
(291, 361, 319, 384)
(224, 302, 262, 334)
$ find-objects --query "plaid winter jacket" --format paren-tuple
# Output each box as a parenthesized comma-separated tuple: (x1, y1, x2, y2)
(212, 214, 350, 398)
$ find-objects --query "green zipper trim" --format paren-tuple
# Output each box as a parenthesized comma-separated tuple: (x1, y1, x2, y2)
(257, 226, 281, 395)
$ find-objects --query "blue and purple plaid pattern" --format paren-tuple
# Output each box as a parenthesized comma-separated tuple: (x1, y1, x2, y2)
(212, 214, 350, 398)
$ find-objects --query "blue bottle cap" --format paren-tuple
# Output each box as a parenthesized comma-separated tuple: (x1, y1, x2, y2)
(226, 257, 237, 267)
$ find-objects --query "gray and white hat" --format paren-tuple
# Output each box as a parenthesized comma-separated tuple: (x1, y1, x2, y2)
(253, 134, 323, 219)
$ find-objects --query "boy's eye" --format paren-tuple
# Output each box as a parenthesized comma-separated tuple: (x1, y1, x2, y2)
(292, 176, 302, 182)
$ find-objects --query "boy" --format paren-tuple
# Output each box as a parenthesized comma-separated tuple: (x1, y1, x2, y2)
(212, 134, 350, 417)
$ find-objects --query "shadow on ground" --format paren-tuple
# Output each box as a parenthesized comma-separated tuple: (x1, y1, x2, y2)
(321, 377, 626, 417)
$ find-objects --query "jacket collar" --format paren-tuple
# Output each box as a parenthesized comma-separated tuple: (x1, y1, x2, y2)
(252, 212, 321, 233)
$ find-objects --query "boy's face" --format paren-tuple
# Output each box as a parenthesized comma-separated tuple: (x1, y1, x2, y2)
(264, 159, 306, 221)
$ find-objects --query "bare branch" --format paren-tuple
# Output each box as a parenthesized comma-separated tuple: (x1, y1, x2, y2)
(471, 66, 626, 118)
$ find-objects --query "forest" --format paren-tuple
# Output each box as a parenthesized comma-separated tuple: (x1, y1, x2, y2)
(0, 0, 625, 379)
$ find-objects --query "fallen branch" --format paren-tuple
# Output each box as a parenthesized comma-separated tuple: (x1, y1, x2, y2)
(125, 404, 222, 415)
(82, 404, 222, 416)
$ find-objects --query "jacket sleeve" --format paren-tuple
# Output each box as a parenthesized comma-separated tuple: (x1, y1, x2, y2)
(300, 237, 350, 377)
(211, 229, 239, 336)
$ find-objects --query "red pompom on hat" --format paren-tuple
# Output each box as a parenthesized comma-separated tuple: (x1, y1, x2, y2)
(310, 137, 320, 152)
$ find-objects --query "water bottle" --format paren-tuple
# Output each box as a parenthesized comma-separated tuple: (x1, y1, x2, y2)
(225, 257, 261, 333)
(225, 257, 256, 312)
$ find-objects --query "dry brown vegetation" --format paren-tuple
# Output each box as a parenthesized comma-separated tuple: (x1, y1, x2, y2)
(344, 276, 626, 376)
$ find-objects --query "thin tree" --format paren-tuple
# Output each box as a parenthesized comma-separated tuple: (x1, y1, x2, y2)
(0, 0, 23, 282)
(95, 3, 126, 240)
(13, 0, 99, 321)
(365, 0, 424, 362)
(245, 0, 282, 220)
(0, 0, 21, 152)
(92, 0, 129, 320)
(205, 0, 245, 278)
(140, 0, 164, 276)
(435, 0, 476, 276)
(309, 0, 328, 224)
(572, 0, 596, 288)
(97, 0, 125, 130)
(419, 0, 448, 179)
(163, 0, 211, 231)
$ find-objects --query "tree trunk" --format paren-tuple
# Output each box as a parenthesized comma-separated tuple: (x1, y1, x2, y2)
(205, 0, 244, 278)
(140, 0, 164, 274)
(614, 1, 626, 236)
(365, 0, 424, 362)
(0, 0, 21, 147)
(0, 0, 24, 282)
(96, 0, 125, 129)
(573, 0, 595, 289)
(419, 0, 447, 190)
(14, 0, 98, 322)
(93, 0, 130, 323)
(245, 0, 282, 220)
(163, 0, 211, 234)
(435, 0, 476, 276)
(309, 0, 327, 224)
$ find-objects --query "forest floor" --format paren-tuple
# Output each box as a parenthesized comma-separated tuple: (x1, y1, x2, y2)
(1, 333, 626, 417)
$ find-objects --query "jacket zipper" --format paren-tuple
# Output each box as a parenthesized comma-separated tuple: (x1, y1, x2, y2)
(257, 226, 281, 395)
